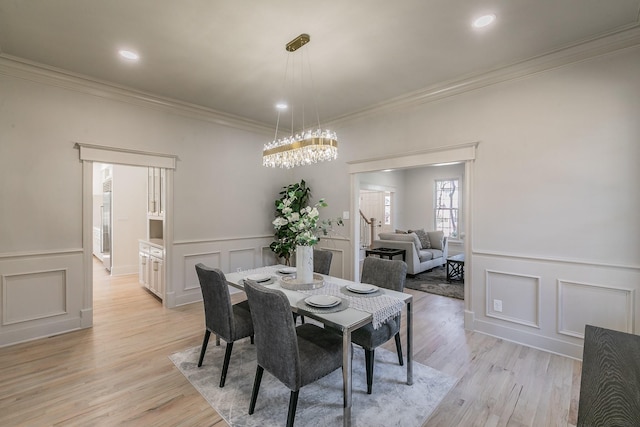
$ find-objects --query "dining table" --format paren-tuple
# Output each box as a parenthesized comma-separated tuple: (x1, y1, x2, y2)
(225, 264, 413, 427)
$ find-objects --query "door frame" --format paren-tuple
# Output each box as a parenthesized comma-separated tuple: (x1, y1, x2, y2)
(347, 142, 477, 329)
(77, 143, 177, 327)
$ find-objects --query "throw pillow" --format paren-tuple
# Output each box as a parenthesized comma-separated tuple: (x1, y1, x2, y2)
(395, 229, 408, 234)
(409, 228, 431, 249)
(407, 232, 422, 251)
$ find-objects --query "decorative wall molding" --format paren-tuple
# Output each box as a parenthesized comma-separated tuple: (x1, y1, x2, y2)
(473, 249, 640, 271)
(485, 269, 541, 328)
(173, 235, 274, 245)
(3, 27, 638, 136)
(75, 143, 177, 170)
(348, 142, 478, 174)
(183, 251, 222, 292)
(557, 279, 634, 338)
(0, 54, 273, 136)
(2, 269, 68, 325)
(330, 26, 640, 126)
(0, 248, 83, 260)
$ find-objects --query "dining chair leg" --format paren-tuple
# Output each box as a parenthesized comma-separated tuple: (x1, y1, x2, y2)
(197, 330, 211, 367)
(394, 333, 404, 366)
(219, 341, 234, 388)
(249, 365, 264, 415)
(286, 390, 300, 427)
(364, 349, 375, 394)
(250, 334, 254, 344)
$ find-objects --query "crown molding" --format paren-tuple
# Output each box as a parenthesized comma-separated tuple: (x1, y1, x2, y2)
(0, 54, 273, 136)
(329, 24, 640, 126)
(1, 24, 639, 132)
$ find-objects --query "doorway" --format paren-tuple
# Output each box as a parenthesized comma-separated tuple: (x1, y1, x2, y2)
(348, 142, 477, 329)
(77, 143, 177, 328)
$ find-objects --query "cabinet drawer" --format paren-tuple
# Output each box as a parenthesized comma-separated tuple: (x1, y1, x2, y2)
(150, 247, 163, 258)
(139, 243, 150, 253)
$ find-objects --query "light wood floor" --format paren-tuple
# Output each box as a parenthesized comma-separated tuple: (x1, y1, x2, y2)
(0, 258, 582, 426)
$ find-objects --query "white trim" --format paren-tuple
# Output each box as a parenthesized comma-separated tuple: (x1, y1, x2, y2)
(2, 268, 68, 325)
(348, 142, 478, 174)
(472, 250, 640, 271)
(1, 27, 637, 131)
(0, 54, 273, 136)
(485, 269, 541, 329)
(0, 248, 83, 259)
(557, 279, 635, 338)
(330, 26, 640, 126)
(75, 143, 177, 169)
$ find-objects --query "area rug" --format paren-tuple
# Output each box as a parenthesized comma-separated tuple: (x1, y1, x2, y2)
(405, 266, 464, 300)
(170, 339, 457, 427)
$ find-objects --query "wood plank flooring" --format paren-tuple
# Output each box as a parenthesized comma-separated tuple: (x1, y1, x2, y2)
(0, 259, 582, 426)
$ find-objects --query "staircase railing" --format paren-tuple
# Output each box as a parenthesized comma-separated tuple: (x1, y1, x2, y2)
(359, 210, 375, 249)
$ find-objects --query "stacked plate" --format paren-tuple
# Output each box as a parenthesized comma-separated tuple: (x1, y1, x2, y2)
(304, 295, 341, 308)
(278, 267, 297, 275)
(244, 273, 272, 283)
(346, 283, 379, 294)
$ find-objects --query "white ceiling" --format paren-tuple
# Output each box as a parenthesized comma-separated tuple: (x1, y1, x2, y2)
(1, 1, 639, 127)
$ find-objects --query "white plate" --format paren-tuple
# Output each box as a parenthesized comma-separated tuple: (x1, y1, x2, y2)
(278, 267, 296, 274)
(245, 273, 271, 283)
(346, 284, 379, 294)
(305, 295, 341, 308)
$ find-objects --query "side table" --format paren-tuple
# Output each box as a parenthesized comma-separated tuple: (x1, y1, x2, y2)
(446, 253, 465, 283)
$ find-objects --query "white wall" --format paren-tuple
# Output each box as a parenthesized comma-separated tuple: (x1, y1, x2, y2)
(296, 46, 640, 358)
(0, 64, 292, 346)
(1, 41, 639, 358)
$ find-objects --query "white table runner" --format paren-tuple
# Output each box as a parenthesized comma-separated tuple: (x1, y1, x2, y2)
(299, 280, 404, 329)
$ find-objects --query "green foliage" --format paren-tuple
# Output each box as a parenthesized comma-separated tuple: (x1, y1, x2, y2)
(268, 180, 343, 266)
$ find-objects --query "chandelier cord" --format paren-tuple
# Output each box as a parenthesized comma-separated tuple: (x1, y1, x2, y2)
(303, 45, 322, 130)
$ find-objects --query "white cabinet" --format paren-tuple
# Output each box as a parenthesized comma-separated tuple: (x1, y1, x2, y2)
(139, 240, 163, 300)
(147, 167, 165, 217)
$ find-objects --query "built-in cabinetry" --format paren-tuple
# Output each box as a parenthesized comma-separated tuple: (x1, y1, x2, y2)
(147, 167, 165, 218)
(139, 166, 165, 300)
(139, 240, 163, 298)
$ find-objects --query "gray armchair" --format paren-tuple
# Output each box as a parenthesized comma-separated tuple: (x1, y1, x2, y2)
(195, 263, 254, 388)
(352, 256, 407, 394)
(244, 280, 342, 427)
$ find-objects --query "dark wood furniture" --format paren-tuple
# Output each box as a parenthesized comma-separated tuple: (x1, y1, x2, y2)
(577, 325, 640, 426)
(446, 253, 465, 283)
(365, 247, 406, 262)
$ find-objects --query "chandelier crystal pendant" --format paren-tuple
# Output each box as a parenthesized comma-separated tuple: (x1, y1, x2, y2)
(263, 34, 338, 169)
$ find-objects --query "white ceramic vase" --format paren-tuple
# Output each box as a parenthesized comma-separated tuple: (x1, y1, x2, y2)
(295, 245, 314, 284)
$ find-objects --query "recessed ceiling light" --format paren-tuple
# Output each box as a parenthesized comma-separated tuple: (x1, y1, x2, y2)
(118, 49, 139, 61)
(275, 102, 288, 110)
(472, 14, 496, 28)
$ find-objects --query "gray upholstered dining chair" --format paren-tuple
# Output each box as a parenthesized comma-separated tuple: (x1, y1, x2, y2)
(313, 249, 333, 275)
(352, 256, 407, 394)
(244, 280, 343, 427)
(195, 263, 254, 388)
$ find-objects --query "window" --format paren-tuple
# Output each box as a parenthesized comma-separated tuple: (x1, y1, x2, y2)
(384, 192, 391, 225)
(434, 179, 459, 238)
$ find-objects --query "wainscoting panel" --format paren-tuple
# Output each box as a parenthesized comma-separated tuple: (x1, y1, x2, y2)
(170, 237, 274, 308)
(558, 279, 634, 338)
(229, 248, 258, 273)
(182, 251, 221, 292)
(472, 252, 640, 359)
(317, 246, 345, 279)
(485, 269, 540, 328)
(2, 269, 67, 325)
(0, 250, 85, 347)
(261, 246, 277, 267)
